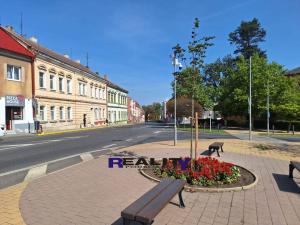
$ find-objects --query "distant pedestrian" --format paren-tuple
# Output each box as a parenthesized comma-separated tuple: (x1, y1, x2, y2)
(83, 114, 87, 127)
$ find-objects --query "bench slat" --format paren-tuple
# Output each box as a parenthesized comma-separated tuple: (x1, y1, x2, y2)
(209, 142, 223, 147)
(121, 178, 174, 220)
(135, 179, 186, 224)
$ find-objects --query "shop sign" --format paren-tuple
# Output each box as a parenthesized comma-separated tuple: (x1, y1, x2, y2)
(5, 95, 25, 107)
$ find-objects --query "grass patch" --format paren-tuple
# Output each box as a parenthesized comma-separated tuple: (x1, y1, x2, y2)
(177, 125, 227, 134)
(254, 144, 274, 151)
(258, 133, 300, 137)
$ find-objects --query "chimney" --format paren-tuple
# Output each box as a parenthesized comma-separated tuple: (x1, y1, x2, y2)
(104, 75, 108, 80)
(29, 36, 38, 43)
(5, 25, 14, 31)
(63, 54, 70, 59)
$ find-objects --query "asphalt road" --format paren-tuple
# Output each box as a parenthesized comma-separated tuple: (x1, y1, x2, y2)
(0, 123, 235, 175)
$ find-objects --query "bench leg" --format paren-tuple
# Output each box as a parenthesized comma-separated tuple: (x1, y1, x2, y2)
(221, 146, 224, 152)
(216, 148, 220, 157)
(178, 189, 185, 208)
(123, 217, 131, 225)
(289, 163, 295, 178)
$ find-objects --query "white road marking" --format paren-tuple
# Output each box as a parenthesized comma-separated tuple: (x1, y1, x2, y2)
(154, 131, 162, 134)
(136, 135, 145, 138)
(0, 148, 113, 178)
(126, 138, 133, 142)
(80, 153, 94, 161)
(0, 136, 88, 152)
(102, 144, 117, 148)
(24, 164, 47, 181)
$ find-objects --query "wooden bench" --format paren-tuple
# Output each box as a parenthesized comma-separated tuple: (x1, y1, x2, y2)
(289, 161, 300, 178)
(208, 142, 224, 157)
(121, 178, 186, 225)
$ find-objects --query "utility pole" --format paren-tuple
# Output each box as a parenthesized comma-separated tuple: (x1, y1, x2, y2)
(249, 56, 252, 141)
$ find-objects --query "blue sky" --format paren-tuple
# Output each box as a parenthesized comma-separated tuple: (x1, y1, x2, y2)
(1, 0, 299, 105)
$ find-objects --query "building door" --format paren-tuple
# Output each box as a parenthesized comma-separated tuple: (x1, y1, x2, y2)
(5, 106, 23, 130)
(6, 107, 13, 130)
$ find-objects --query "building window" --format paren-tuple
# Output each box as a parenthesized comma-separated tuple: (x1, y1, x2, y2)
(7, 65, 21, 81)
(99, 89, 102, 99)
(102, 89, 106, 99)
(59, 106, 64, 120)
(67, 79, 72, 94)
(67, 107, 72, 120)
(39, 72, 46, 88)
(78, 83, 86, 96)
(95, 88, 98, 98)
(50, 106, 55, 120)
(50, 74, 55, 90)
(59, 77, 64, 92)
(94, 108, 98, 120)
(39, 106, 45, 121)
(90, 86, 93, 98)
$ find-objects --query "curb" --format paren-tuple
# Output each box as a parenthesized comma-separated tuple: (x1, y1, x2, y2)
(139, 165, 258, 193)
(37, 123, 134, 136)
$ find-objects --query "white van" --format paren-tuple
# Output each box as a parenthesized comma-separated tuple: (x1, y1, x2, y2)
(0, 125, 5, 137)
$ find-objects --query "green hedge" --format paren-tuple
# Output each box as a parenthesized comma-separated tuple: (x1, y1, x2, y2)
(226, 119, 300, 131)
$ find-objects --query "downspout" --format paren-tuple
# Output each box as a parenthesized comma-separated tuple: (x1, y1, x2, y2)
(31, 55, 36, 119)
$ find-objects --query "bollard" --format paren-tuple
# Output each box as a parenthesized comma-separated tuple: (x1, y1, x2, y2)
(272, 124, 275, 134)
(293, 125, 295, 135)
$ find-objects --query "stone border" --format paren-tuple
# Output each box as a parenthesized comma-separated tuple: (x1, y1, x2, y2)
(139, 165, 258, 193)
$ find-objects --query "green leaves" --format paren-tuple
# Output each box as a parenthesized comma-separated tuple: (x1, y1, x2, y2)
(229, 18, 266, 58)
(216, 54, 300, 121)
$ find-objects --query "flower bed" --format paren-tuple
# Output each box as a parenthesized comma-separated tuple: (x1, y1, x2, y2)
(154, 157, 240, 186)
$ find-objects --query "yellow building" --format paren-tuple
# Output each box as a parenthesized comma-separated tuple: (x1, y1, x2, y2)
(5, 27, 107, 132)
(0, 27, 35, 134)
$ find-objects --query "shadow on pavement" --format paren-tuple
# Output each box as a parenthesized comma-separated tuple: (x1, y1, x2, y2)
(111, 217, 123, 225)
(272, 173, 300, 194)
(200, 150, 212, 156)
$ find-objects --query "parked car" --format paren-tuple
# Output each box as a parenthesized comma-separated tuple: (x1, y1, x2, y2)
(0, 125, 5, 137)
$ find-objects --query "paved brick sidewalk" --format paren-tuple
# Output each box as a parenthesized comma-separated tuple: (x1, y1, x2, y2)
(16, 139, 299, 225)
(1, 139, 299, 225)
(0, 182, 27, 225)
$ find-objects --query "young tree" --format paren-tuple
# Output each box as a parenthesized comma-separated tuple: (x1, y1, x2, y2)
(171, 18, 215, 110)
(229, 18, 266, 58)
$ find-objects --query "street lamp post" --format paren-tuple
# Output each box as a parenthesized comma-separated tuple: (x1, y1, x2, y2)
(267, 78, 270, 135)
(249, 56, 252, 141)
(173, 54, 177, 146)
